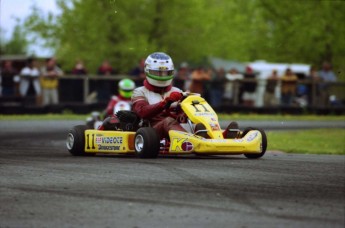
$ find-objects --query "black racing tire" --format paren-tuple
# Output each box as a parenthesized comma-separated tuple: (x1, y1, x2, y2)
(134, 127, 160, 158)
(244, 128, 267, 159)
(66, 125, 94, 156)
(86, 121, 94, 129)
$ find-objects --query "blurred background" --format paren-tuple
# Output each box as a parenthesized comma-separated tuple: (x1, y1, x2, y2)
(1, 0, 344, 114)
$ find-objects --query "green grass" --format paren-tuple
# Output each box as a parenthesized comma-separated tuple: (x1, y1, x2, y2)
(267, 129, 345, 155)
(218, 113, 345, 121)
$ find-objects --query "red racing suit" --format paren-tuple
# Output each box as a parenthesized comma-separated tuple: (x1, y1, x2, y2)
(104, 95, 132, 117)
(132, 80, 186, 139)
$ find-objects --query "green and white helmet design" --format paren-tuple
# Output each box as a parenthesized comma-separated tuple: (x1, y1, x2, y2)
(144, 52, 175, 87)
(118, 78, 135, 98)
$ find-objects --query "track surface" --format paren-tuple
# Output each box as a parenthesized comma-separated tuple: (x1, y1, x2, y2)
(0, 121, 344, 228)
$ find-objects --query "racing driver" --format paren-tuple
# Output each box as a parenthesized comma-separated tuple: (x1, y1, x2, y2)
(97, 78, 135, 130)
(102, 78, 136, 118)
(131, 52, 240, 139)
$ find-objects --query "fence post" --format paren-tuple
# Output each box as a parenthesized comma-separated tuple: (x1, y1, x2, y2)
(83, 76, 89, 103)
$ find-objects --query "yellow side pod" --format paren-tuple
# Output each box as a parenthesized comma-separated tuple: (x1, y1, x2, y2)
(84, 130, 135, 154)
(168, 130, 263, 155)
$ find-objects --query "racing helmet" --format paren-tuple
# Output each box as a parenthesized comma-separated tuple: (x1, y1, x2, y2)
(118, 78, 135, 98)
(144, 52, 175, 87)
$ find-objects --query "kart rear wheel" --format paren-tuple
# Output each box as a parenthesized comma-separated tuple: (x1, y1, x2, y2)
(67, 125, 94, 156)
(244, 128, 267, 159)
(134, 127, 160, 158)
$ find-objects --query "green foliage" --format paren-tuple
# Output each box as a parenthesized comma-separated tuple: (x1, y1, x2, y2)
(0, 24, 28, 55)
(258, 0, 345, 70)
(21, 0, 345, 79)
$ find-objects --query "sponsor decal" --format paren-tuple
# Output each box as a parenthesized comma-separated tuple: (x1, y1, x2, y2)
(210, 117, 217, 121)
(194, 113, 215, 116)
(246, 132, 258, 142)
(210, 123, 220, 131)
(171, 138, 194, 152)
(181, 141, 194, 151)
(96, 137, 102, 144)
(95, 136, 123, 144)
(208, 139, 228, 143)
(98, 145, 120, 151)
(233, 139, 244, 142)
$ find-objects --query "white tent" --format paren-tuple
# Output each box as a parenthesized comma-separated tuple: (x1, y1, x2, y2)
(248, 60, 311, 79)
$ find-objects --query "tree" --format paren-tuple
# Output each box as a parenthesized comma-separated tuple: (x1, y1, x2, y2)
(258, 0, 345, 68)
(22, 0, 345, 80)
(0, 24, 28, 55)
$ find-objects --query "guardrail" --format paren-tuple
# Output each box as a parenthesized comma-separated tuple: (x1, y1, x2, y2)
(0, 75, 344, 114)
(57, 75, 344, 107)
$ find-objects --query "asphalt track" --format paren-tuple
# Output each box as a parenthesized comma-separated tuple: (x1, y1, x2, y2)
(0, 120, 344, 228)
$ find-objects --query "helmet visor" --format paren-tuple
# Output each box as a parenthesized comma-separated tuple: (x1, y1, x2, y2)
(148, 69, 174, 77)
(119, 89, 133, 98)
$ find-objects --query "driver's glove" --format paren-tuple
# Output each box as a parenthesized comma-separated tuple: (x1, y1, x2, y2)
(162, 92, 183, 108)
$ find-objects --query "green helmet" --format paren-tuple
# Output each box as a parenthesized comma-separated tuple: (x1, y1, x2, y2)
(118, 79, 135, 98)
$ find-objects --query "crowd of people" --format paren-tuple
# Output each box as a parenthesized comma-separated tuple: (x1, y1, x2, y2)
(0, 56, 340, 109)
(172, 61, 339, 109)
(0, 57, 64, 106)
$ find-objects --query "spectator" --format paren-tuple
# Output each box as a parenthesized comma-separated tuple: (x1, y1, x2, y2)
(306, 66, 321, 106)
(173, 62, 190, 91)
(263, 69, 279, 107)
(295, 72, 309, 107)
(224, 68, 243, 104)
(280, 68, 298, 106)
(97, 60, 116, 101)
(1, 60, 19, 97)
(318, 61, 337, 106)
(188, 66, 211, 97)
(19, 57, 41, 105)
(129, 59, 145, 87)
(97, 60, 116, 75)
(69, 60, 87, 102)
(319, 61, 337, 82)
(40, 57, 64, 106)
(209, 68, 226, 109)
(239, 66, 257, 106)
(71, 59, 87, 75)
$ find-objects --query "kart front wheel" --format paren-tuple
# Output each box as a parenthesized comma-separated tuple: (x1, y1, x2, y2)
(134, 127, 160, 158)
(67, 125, 94, 156)
(244, 128, 267, 159)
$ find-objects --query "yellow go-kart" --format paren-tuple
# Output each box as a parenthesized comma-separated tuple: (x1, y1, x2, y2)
(66, 93, 267, 159)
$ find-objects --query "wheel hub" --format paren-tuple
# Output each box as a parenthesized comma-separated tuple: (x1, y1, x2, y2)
(135, 135, 144, 152)
(66, 133, 75, 150)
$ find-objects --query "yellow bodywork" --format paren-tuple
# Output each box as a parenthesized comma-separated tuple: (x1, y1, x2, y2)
(181, 95, 224, 139)
(168, 94, 263, 155)
(84, 130, 135, 153)
(168, 130, 263, 155)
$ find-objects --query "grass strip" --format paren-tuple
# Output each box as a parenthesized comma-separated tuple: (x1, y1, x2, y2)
(267, 129, 345, 155)
(218, 113, 345, 121)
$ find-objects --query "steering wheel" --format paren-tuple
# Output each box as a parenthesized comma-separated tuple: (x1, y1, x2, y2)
(164, 92, 200, 121)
